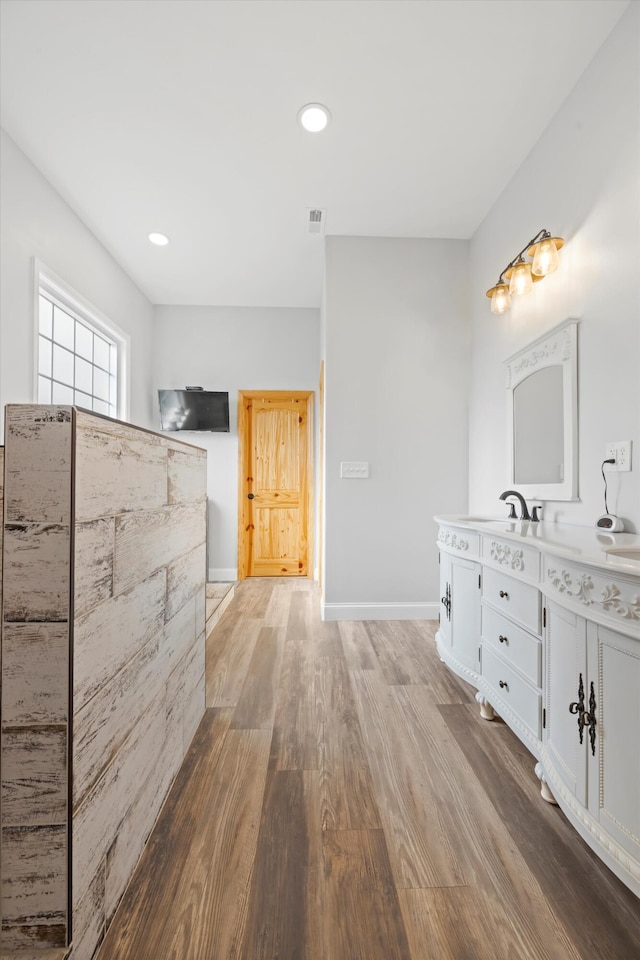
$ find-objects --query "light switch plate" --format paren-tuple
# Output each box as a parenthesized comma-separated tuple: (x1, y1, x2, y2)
(340, 461, 369, 478)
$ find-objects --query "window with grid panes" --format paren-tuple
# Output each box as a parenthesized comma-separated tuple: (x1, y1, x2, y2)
(37, 293, 118, 416)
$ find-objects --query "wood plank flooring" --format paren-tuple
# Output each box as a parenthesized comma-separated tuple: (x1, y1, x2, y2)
(96, 579, 640, 960)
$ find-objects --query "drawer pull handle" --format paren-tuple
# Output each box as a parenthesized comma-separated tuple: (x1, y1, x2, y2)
(499, 680, 509, 691)
(499, 590, 509, 599)
(498, 634, 508, 644)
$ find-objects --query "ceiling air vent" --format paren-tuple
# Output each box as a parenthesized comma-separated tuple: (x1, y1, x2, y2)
(307, 207, 326, 234)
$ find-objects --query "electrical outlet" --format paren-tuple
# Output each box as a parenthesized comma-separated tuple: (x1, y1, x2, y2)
(617, 440, 632, 471)
(605, 441, 632, 472)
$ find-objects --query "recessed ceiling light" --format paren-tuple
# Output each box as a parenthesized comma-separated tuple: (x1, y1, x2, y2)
(148, 232, 169, 246)
(297, 103, 331, 133)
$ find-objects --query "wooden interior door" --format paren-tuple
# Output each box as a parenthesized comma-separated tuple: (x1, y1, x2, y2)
(238, 390, 313, 578)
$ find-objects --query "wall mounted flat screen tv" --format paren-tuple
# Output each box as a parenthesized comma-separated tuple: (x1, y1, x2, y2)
(158, 389, 230, 432)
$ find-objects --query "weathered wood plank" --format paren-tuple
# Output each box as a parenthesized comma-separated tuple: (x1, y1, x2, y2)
(74, 417, 169, 521)
(73, 569, 165, 712)
(73, 517, 114, 619)
(68, 858, 105, 960)
(72, 691, 166, 910)
(0, 824, 67, 927)
(230, 626, 283, 731)
(161, 595, 198, 677)
(1, 726, 67, 826)
(399, 886, 541, 960)
(320, 830, 413, 960)
(270, 634, 322, 771)
(269, 590, 323, 771)
(338, 619, 380, 671)
(2, 524, 70, 622)
(166, 629, 205, 754)
(3, 406, 71, 524)
(97, 726, 270, 960)
(73, 635, 164, 808)
(167, 447, 207, 505)
(319, 654, 382, 831)
(206, 617, 261, 708)
(103, 736, 178, 927)
(238, 770, 308, 960)
(113, 500, 206, 597)
(350, 669, 466, 889)
(165, 542, 206, 622)
(1, 623, 69, 725)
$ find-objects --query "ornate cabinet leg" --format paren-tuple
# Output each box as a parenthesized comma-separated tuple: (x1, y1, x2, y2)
(535, 762, 558, 805)
(475, 692, 496, 721)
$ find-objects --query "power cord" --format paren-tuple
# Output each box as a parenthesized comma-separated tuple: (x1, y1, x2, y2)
(602, 458, 616, 513)
(602, 458, 615, 515)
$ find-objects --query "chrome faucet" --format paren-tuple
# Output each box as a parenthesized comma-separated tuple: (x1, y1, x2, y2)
(499, 490, 532, 521)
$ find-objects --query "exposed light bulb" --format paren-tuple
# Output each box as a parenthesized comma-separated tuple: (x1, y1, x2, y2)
(531, 237, 560, 276)
(509, 260, 533, 296)
(491, 284, 511, 315)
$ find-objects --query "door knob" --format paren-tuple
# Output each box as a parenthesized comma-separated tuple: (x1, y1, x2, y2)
(247, 493, 255, 499)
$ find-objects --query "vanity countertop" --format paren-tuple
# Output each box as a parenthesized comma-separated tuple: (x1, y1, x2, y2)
(434, 515, 640, 578)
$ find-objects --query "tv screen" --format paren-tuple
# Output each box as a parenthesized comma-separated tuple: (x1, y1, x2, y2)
(158, 389, 230, 432)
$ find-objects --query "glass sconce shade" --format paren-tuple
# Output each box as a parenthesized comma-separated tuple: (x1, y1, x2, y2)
(490, 283, 511, 314)
(529, 236, 563, 276)
(487, 231, 563, 313)
(508, 260, 533, 296)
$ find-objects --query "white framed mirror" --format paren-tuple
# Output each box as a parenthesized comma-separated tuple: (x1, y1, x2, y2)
(505, 318, 578, 501)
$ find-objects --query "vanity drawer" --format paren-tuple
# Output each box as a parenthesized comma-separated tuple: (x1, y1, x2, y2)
(437, 525, 480, 560)
(481, 604, 541, 686)
(482, 535, 540, 585)
(482, 567, 541, 634)
(482, 645, 541, 740)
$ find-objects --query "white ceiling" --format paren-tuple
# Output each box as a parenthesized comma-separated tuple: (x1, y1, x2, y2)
(0, 0, 629, 308)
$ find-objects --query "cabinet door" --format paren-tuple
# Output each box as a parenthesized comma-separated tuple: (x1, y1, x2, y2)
(450, 555, 481, 672)
(545, 601, 587, 804)
(438, 549, 451, 647)
(588, 622, 640, 867)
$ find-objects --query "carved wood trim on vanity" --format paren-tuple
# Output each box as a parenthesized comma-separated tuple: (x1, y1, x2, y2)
(435, 517, 640, 898)
(544, 559, 640, 632)
(437, 529, 469, 551)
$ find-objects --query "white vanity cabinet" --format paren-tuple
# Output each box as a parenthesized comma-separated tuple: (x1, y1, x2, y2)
(437, 526, 481, 674)
(480, 540, 543, 745)
(435, 516, 640, 897)
(545, 590, 640, 888)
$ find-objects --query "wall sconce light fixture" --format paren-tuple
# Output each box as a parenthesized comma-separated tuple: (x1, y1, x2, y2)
(485, 229, 564, 314)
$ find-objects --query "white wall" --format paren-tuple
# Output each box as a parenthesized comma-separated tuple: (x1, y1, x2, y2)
(0, 129, 155, 439)
(468, 3, 639, 532)
(322, 236, 470, 619)
(152, 305, 320, 579)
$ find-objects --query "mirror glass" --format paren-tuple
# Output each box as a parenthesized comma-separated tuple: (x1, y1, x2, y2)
(514, 366, 564, 484)
(505, 319, 578, 501)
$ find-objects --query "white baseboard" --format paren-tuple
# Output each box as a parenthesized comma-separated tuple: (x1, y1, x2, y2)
(208, 567, 238, 582)
(320, 601, 440, 622)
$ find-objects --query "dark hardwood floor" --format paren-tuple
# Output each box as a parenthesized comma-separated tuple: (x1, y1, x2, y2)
(96, 578, 640, 960)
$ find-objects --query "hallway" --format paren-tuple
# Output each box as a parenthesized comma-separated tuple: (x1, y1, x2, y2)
(96, 578, 640, 960)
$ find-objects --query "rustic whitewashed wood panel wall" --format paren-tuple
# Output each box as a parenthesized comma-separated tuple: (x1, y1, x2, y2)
(1, 406, 207, 960)
(1, 407, 72, 955)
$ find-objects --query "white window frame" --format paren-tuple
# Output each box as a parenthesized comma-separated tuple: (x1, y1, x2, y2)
(33, 259, 130, 421)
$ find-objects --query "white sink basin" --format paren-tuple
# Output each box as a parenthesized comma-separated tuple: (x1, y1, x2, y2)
(455, 516, 495, 522)
(606, 547, 640, 562)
